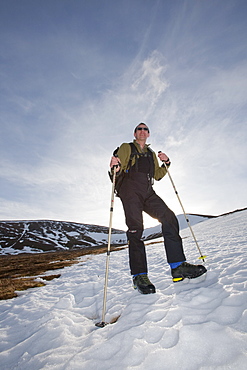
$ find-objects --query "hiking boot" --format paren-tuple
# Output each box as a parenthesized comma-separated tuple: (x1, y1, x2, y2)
(133, 274, 156, 294)
(171, 262, 207, 282)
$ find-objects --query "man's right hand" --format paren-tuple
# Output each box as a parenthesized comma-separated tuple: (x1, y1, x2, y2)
(110, 156, 121, 171)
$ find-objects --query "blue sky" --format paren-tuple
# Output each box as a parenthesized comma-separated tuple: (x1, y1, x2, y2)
(0, 0, 246, 230)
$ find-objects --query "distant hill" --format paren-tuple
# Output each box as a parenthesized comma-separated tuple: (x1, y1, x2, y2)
(0, 208, 246, 255)
(0, 220, 126, 255)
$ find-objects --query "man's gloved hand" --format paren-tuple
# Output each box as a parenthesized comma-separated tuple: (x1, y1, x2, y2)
(110, 156, 121, 171)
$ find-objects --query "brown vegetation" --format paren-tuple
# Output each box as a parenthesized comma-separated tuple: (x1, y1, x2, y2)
(0, 246, 125, 300)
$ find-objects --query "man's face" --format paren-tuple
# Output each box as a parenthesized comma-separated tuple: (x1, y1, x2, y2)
(134, 124, 150, 141)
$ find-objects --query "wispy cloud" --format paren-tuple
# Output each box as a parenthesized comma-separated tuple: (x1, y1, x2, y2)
(0, 0, 246, 229)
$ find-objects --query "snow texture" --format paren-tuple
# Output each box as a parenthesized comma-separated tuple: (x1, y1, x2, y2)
(0, 210, 247, 369)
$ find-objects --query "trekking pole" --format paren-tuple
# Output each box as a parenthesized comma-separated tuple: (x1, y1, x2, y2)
(95, 163, 118, 328)
(159, 152, 206, 262)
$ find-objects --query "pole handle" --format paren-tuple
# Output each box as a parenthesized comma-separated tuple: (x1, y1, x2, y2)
(112, 148, 120, 170)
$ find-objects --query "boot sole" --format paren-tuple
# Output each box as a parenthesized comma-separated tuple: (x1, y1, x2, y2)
(172, 269, 207, 283)
(133, 285, 156, 294)
(174, 273, 207, 287)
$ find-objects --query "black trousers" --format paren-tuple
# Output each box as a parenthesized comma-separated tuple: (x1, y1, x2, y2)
(119, 173, 186, 275)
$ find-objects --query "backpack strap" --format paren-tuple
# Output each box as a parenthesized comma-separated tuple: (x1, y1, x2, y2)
(124, 142, 138, 173)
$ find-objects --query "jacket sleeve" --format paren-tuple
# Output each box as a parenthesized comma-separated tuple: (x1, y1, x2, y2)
(152, 152, 170, 181)
(114, 143, 131, 174)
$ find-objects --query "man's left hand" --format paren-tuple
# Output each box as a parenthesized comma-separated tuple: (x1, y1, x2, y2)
(158, 152, 169, 162)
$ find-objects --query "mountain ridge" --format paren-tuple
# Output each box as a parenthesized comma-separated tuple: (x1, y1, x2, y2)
(0, 207, 246, 255)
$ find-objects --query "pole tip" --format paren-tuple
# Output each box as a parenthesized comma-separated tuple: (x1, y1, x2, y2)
(95, 321, 107, 328)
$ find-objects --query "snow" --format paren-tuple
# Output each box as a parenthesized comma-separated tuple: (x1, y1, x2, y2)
(176, 214, 210, 229)
(142, 214, 209, 239)
(0, 210, 247, 369)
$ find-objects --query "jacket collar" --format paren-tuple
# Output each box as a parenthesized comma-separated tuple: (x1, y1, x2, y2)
(133, 139, 150, 152)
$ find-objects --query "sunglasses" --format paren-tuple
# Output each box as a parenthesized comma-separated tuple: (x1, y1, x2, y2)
(136, 127, 149, 131)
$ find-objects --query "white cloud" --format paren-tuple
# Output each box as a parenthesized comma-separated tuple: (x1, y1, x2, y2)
(131, 51, 169, 96)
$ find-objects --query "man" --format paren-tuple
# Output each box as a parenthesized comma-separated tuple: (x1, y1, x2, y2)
(110, 123, 206, 294)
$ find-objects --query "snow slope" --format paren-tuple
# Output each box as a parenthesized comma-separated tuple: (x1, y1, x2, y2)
(142, 214, 209, 239)
(0, 210, 247, 369)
